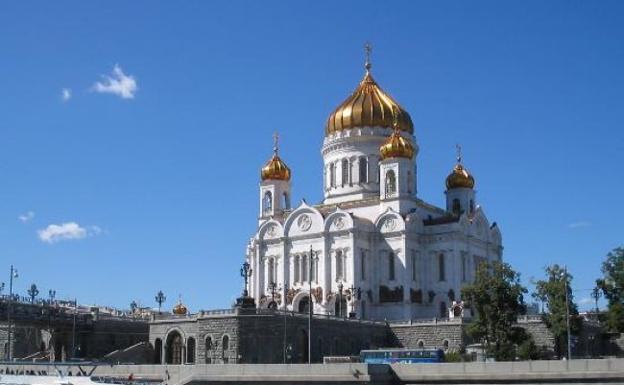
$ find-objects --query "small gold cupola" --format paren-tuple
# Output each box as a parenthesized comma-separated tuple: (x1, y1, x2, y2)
(261, 133, 291, 181)
(380, 109, 415, 160)
(446, 145, 475, 189)
(173, 296, 188, 315)
(325, 43, 414, 135)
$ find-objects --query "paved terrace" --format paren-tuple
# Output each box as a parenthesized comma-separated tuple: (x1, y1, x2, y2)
(1, 359, 623, 384)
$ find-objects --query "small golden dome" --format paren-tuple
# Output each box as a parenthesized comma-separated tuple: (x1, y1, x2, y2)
(380, 130, 415, 160)
(325, 49, 413, 135)
(260, 133, 291, 181)
(446, 147, 475, 189)
(173, 298, 188, 315)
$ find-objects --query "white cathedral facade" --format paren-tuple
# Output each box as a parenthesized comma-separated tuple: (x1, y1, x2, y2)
(245, 55, 502, 321)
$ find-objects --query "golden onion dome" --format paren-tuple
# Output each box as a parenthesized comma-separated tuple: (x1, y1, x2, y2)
(380, 129, 415, 160)
(446, 147, 475, 189)
(173, 299, 188, 315)
(260, 133, 291, 181)
(325, 48, 413, 135)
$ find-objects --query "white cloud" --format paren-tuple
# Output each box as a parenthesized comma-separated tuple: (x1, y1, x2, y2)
(92, 64, 137, 99)
(568, 221, 592, 229)
(38, 222, 101, 244)
(18, 211, 35, 223)
(61, 88, 71, 102)
(579, 297, 594, 305)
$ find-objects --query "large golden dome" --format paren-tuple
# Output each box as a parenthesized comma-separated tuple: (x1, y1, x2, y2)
(325, 61, 413, 135)
(446, 161, 475, 190)
(261, 133, 291, 181)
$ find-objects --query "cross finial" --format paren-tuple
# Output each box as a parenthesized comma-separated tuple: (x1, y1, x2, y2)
(456, 144, 462, 164)
(272, 132, 279, 155)
(364, 42, 372, 72)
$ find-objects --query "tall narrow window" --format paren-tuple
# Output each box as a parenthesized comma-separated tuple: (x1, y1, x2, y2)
(268, 258, 275, 285)
(358, 157, 368, 183)
(452, 199, 461, 215)
(438, 254, 446, 282)
(461, 254, 467, 282)
(407, 171, 413, 194)
(470, 199, 475, 213)
(330, 163, 336, 188)
(360, 250, 366, 280)
(283, 192, 290, 209)
(341, 159, 349, 186)
(335, 250, 343, 280)
(302, 254, 309, 282)
(294, 255, 300, 283)
(263, 191, 272, 214)
(388, 252, 395, 281)
(411, 252, 417, 281)
(385, 170, 396, 196)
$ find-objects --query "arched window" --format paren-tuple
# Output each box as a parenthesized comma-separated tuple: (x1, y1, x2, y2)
(360, 250, 366, 281)
(341, 159, 349, 186)
(440, 302, 447, 319)
(438, 254, 446, 281)
(385, 170, 396, 196)
(335, 250, 344, 280)
(388, 252, 395, 281)
(330, 163, 336, 188)
(407, 170, 413, 194)
(358, 157, 368, 183)
(187, 337, 196, 364)
(222, 335, 229, 353)
(205, 337, 212, 364)
(411, 252, 417, 282)
(417, 340, 425, 349)
(294, 255, 300, 283)
(283, 192, 290, 209)
(470, 199, 475, 213)
(452, 198, 461, 215)
(263, 191, 272, 214)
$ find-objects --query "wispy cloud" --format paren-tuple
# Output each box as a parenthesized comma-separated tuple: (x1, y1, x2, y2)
(92, 64, 137, 99)
(61, 88, 71, 102)
(568, 221, 592, 229)
(18, 211, 35, 223)
(38, 222, 101, 244)
(579, 297, 594, 305)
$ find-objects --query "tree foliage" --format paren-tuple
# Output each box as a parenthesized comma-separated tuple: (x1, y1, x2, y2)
(461, 260, 528, 361)
(533, 264, 582, 358)
(596, 247, 624, 332)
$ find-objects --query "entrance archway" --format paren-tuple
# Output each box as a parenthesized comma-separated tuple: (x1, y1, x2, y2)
(154, 338, 162, 364)
(298, 296, 310, 313)
(165, 331, 184, 364)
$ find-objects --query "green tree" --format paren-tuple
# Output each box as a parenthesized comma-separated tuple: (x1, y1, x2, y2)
(596, 247, 624, 332)
(533, 264, 582, 358)
(461, 261, 528, 361)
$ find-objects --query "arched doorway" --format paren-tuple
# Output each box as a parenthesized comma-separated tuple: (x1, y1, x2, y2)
(154, 338, 162, 364)
(187, 337, 195, 364)
(298, 296, 310, 313)
(334, 297, 347, 317)
(165, 331, 184, 364)
(298, 329, 308, 363)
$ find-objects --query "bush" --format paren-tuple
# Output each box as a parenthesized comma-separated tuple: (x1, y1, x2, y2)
(444, 351, 462, 362)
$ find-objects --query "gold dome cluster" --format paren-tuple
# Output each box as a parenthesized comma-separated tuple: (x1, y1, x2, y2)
(261, 133, 291, 181)
(325, 45, 413, 135)
(446, 146, 475, 189)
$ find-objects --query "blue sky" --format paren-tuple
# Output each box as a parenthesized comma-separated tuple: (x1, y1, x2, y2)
(0, 1, 622, 312)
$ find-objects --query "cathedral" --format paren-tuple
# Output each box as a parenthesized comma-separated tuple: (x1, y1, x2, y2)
(246, 49, 503, 321)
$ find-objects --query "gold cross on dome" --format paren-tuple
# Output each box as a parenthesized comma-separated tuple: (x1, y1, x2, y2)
(456, 144, 462, 164)
(364, 42, 372, 71)
(273, 132, 279, 154)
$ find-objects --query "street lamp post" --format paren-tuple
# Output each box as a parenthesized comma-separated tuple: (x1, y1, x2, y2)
(27, 283, 39, 303)
(155, 290, 166, 314)
(283, 282, 288, 363)
(6, 265, 18, 360)
(240, 262, 252, 297)
(308, 245, 313, 364)
(48, 289, 56, 304)
(348, 285, 361, 318)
